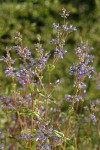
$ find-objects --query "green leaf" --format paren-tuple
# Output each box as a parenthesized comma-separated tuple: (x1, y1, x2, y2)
(33, 111, 41, 119)
(65, 138, 76, 149)
(27, 83, 34, 91)
(54, 130, 64, 138)
(47, 64, 55, 72)
(67, 108, 74, 116)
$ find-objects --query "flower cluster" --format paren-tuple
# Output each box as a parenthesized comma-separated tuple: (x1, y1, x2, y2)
(51, 8, 77, 64)
(68, 41, 95, 101)
(90, 113, 96, 122)
(70, 42, 94, 79)
(0, 8, 99, 150)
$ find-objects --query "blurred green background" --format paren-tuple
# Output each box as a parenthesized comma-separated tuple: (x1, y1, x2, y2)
(0, 0, 100, 99)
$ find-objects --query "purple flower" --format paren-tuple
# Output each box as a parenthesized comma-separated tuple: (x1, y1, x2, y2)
(41, 106, 45, 112)
(5, 97, 11, 103)
(0, 56, 6, 61)
(13, 45, 19, 50)
(90, 100, 94, 106)
(4, 67, 16, 77)
(52, 23, 59, 30)
(75, 96, 82, 101)
(65, 94, 72, 102)
(87, 66, 94, 78)
(62, 24, 77, 31)
(90, 113, 96, 122)
(50, 38, 57, 44)
(29, 68, 34, 78)
(16, 72, 20, 77)
(97, 85, 100, 89)
(25, 46, 31, 56)
(83, 117, 88, 123)
(29, 58, 35, 66)
(54, 48, 67, 59)
(79, 82, 86, 89)
(13, 46, 22, 56)
(69, 66, 75, 75)
(69, 24, 77, 31)
(25, 46, 32, 60)
(73, 82, 86, 89)
(0, 129, 4, 138)
(62, 24, 69, 31)
(15, 65, 32, 85)
(20, 132, 33, 140)
(38, 53, 50, 69)
(71, 42, 94, 79)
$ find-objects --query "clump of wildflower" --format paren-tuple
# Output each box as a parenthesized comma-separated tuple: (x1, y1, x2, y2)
(70, 41, 94, 79)
(0, 50, 16, 77)
(67, 41, 95, 103)
(65, 94, 82, 102)
(35, 119, 53, 150)
(51, 8, 77, 64)
(37, 53, 50, 69)
(20, 130, 34, 140)
(0, 8, 99, 150)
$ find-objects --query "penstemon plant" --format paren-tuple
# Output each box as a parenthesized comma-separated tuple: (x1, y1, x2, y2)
(0, 8, 99, 150)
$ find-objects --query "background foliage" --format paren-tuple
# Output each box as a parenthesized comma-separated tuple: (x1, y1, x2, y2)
(0, 0, 100, 105)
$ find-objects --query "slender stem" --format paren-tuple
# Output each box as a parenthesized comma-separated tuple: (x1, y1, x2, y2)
(45, 73, 51, 118)
(76, 101, 79, 115)
(17, 111, 23, 130)
(76, 124, 80, 150)
(48, 73, 51, 92)
(45, 97, 48, 118)
(31, 92, 34, 134)
(64, 116, 71, 137)
(4, 134, 7, 150)
(63, 116, 71, 149)
(4, 104, 10, 150)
